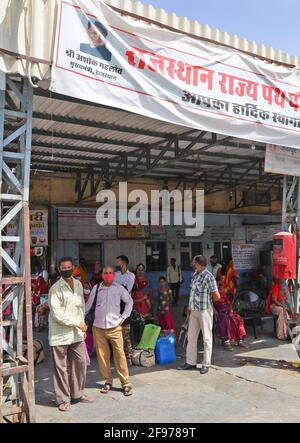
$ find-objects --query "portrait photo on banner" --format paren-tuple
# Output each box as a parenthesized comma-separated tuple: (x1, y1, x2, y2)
(79, 17, 112, 62)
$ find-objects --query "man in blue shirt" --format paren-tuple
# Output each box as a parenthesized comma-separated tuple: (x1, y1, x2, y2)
(80, 21, 112, 62)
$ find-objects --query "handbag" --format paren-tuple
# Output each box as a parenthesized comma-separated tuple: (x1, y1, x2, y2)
(178, 323, 188, 349)
(132, 349, 155, 367)
(85, 283, 100, 333)
(136, 324, 161, 351)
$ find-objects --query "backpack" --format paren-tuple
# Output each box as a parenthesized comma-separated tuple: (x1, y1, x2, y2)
(132, 349, 155, 367)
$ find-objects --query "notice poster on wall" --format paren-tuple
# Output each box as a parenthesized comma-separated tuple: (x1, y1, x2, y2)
(58, 207, 116, 240)
(247, 225, 281, 243)
(232, 243, 258, 270)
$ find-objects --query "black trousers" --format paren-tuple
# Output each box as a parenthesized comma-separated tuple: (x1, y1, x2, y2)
(169, 282, 181, 305)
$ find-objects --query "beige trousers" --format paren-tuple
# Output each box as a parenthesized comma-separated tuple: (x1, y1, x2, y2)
(186, 308, 213, 367)
(93, 325, 130, 387)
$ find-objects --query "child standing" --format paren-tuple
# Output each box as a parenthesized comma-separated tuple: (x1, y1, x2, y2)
(157, 276, 176, 337)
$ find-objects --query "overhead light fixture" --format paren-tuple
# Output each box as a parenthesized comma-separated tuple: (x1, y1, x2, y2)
(251, 142, 256, 151)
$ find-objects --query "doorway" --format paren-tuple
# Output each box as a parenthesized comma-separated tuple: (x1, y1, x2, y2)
(79, 242, 102, 274)
(214, 242, 232, 263)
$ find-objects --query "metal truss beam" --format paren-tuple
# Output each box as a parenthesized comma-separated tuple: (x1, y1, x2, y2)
(0, 75, 35, 423)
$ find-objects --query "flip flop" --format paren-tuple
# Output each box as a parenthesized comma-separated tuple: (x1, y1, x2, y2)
(123, 385, 133, 397)
(58, 402, 70, 412)
(100, 383, 112, 394)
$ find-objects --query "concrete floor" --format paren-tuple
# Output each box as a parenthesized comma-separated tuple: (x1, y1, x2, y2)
(33, 301, 300, 423)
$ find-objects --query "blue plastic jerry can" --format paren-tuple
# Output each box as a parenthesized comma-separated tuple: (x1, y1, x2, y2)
(155, 333, 177, 365)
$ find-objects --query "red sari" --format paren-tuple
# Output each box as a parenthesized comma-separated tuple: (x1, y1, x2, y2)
(132, 277, 152, 318)
(225, 265, 238, 295)
(158, 289, 176, 336)
(266, 282, 289, 314)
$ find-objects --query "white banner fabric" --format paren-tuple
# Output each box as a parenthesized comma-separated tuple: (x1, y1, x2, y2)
(51, 0, 300, 148)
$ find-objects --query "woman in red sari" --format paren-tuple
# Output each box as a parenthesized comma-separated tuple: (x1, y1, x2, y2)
(223, 256, 239, 297)
(266, 280, 290, 340)
(157, 276, 176, 337)
(132, 264, 153, 322)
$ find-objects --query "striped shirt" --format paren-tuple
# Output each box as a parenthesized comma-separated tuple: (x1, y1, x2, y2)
(189, 269, 217, 311)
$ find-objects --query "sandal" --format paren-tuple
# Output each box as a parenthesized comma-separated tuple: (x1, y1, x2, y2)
(223, 342, 234, 352)
(58, 402, 70, 412)
(123, 385, 133, 397)
(100, 383, 112, 394)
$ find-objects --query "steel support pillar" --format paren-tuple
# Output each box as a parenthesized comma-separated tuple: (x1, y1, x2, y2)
(281, 176, 300, 352)
(0, 74, 35, 422)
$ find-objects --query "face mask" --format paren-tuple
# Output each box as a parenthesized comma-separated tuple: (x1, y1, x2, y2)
(115, 265, 121, 272)
(103, 274, 115, 284)
(60, 269, 73, 279)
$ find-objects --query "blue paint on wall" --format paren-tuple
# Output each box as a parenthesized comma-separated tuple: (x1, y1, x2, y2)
(146, 268, 255, 299)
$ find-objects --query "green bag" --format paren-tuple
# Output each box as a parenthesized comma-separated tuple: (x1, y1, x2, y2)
(136, 324, 161, 351)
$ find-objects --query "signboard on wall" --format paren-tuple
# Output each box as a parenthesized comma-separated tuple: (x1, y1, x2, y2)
(210, 227, 235, 241)
(7, 209, 48, 247)
(117, 224, 150, 239)
(166, 226, 206, 242)
(232, 243, 258, 270)
(265, 144, 300, 176)
(30, 210, 48, 246)
(150, 224, 166, 240)
(247, 225, 281, 243)
(58, 207, 116, 240)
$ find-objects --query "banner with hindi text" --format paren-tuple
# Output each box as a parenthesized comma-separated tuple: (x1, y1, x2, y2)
(51, 0, 300, 148)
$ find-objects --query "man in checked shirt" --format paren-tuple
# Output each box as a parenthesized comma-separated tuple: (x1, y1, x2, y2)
(178, 255, 220, 375)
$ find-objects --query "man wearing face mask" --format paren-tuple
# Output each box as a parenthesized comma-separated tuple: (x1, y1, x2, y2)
(48, 257, 93, 412)
(85, 266, 133, 396)
(114, 256, 135, 365)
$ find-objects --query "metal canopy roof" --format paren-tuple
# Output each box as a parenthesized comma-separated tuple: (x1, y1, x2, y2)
(4, 81, 281, 200)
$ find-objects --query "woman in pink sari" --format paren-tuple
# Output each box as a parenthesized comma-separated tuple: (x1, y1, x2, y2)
(215, 268, 247, 348)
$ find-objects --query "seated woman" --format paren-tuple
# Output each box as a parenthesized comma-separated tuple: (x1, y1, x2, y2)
(214, 279, 247, 350)
(266, 280, 290, 340)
